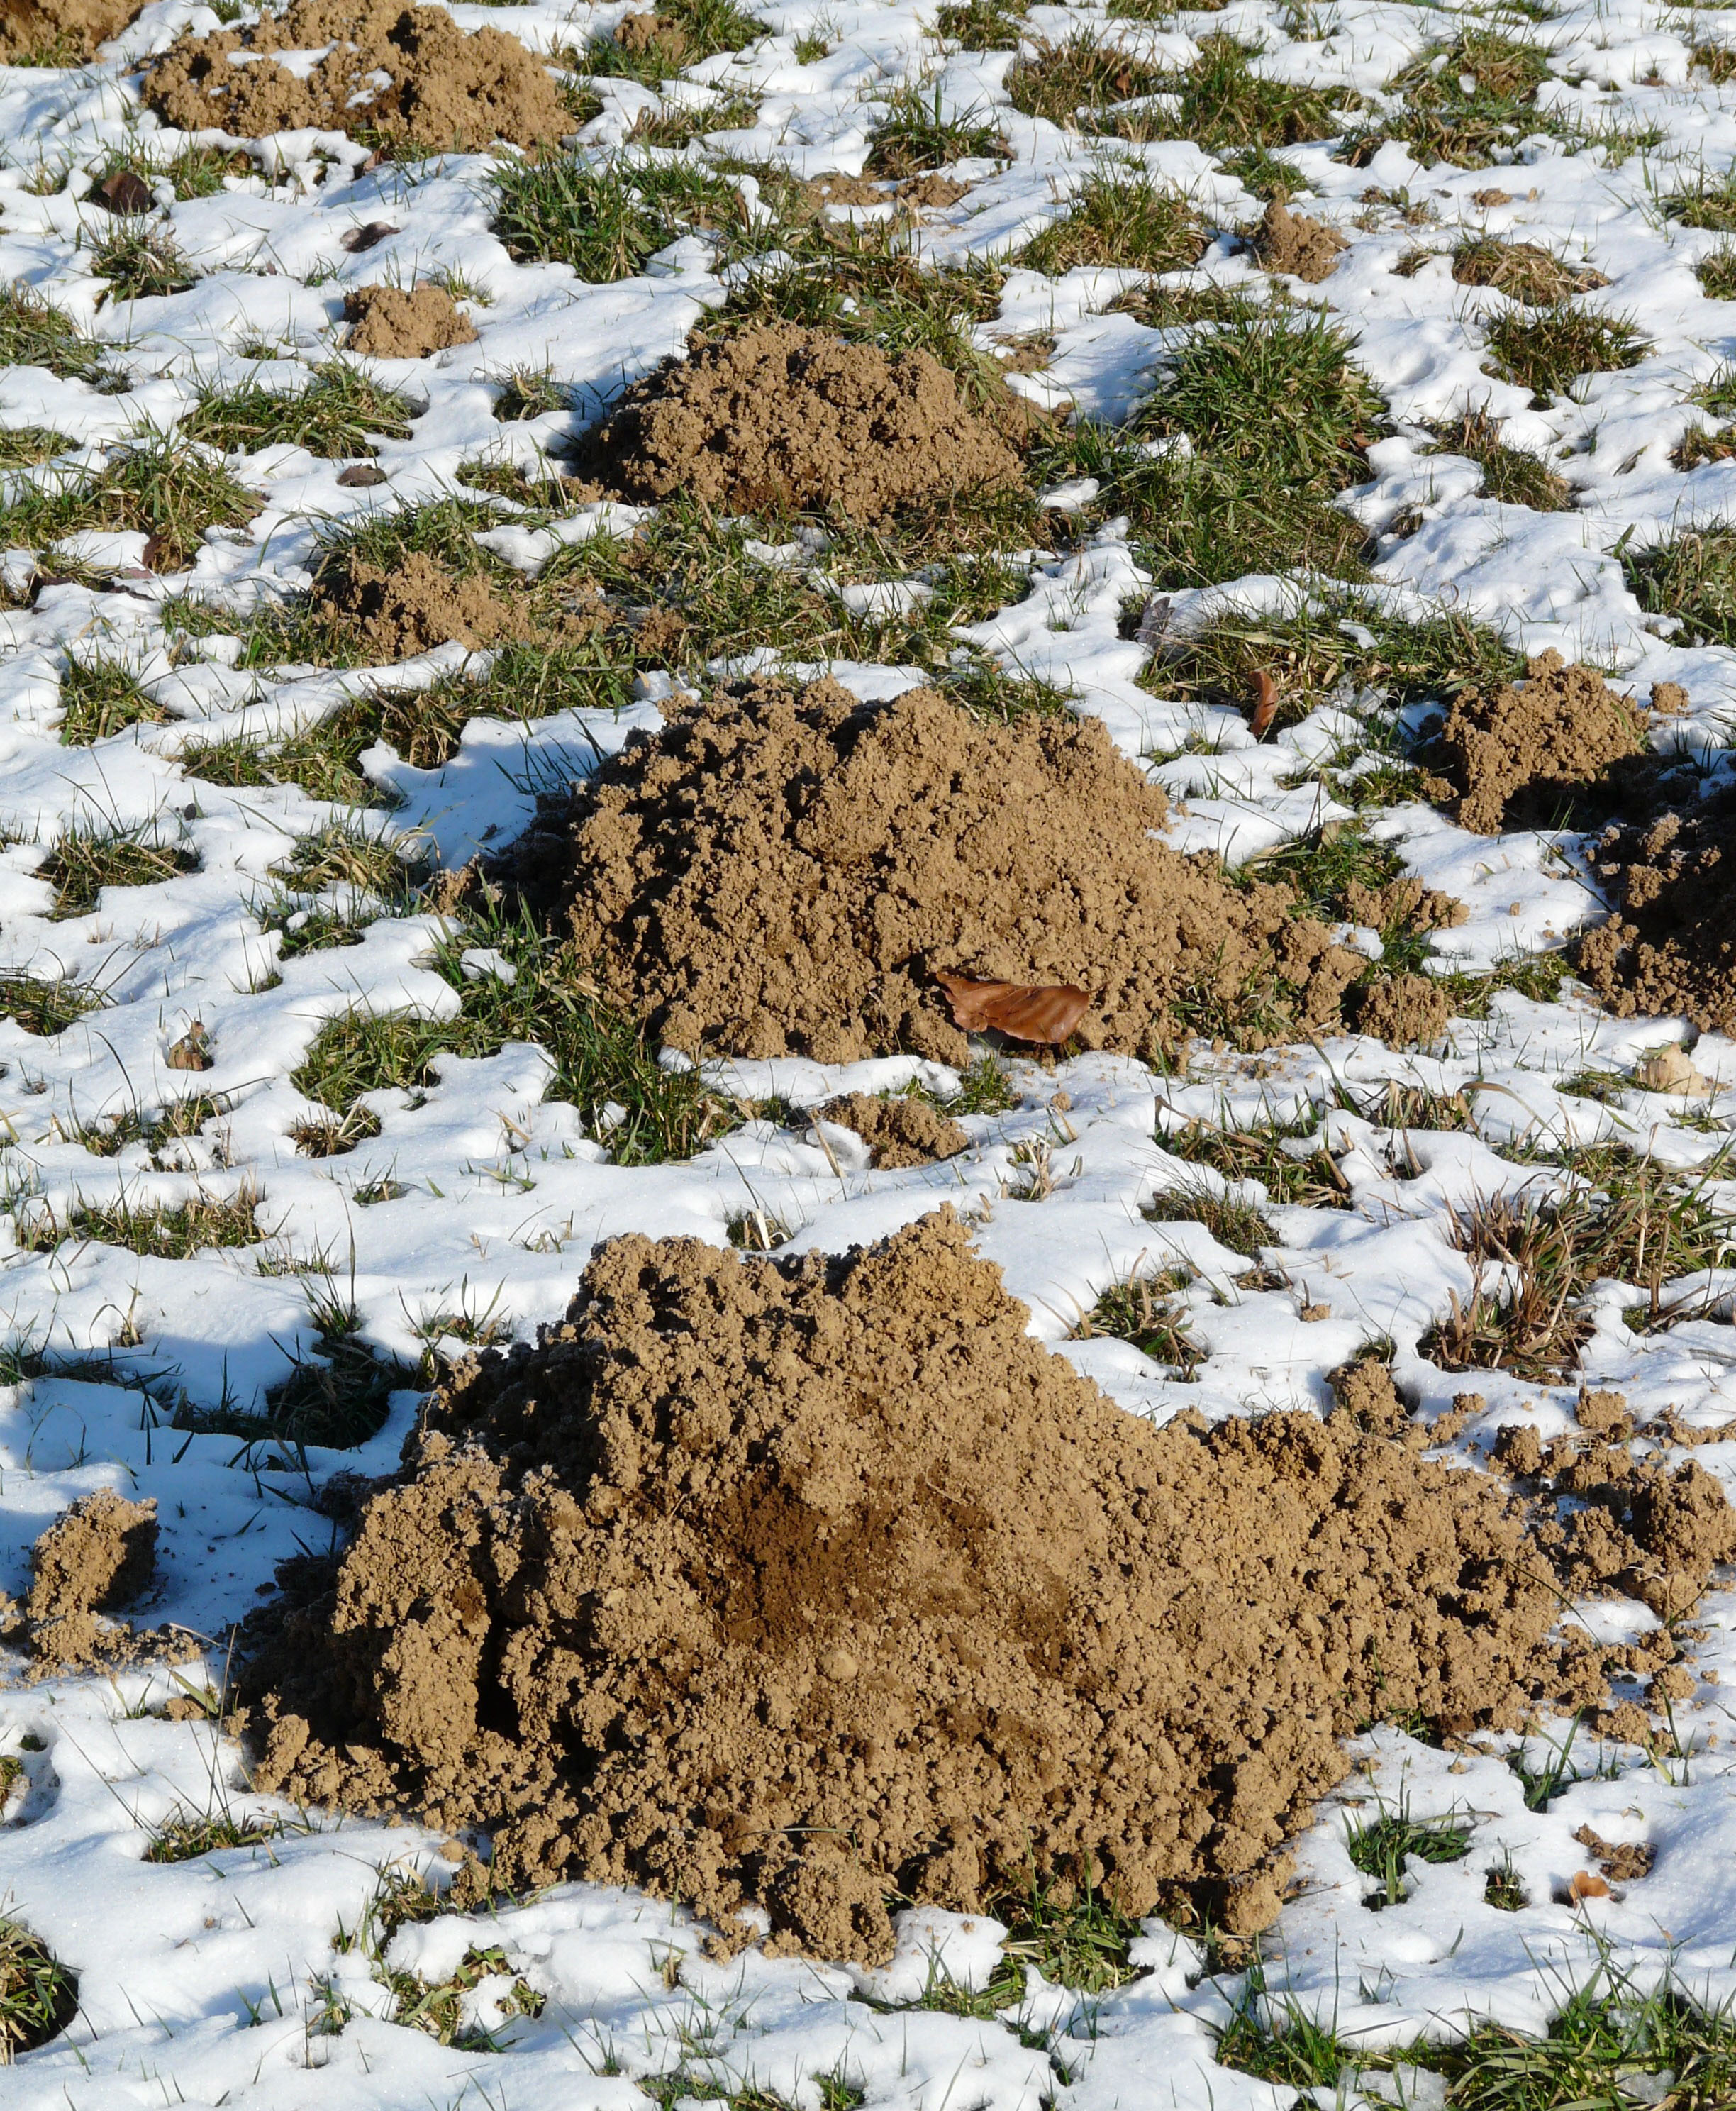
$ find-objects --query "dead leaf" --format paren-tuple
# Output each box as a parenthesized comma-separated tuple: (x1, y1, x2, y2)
(935, 972, 1089, 1045)
(167, 1021, 212, 1072)
(335, 463, 387, 487)
(140, 532, 168, 571)
(1249, 670, 1279, 741)
(341, 221, 399, 253)
(98, 170, 153, 215)
(1569, 1869, 1610, 1905)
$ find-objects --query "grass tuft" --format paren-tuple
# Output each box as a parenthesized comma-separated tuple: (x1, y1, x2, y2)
(0, 1919, 77, 2059)
(1343, 1796, 1472, 1910)
(182, 364, 413, 459)
(40, 828, 198, 918)
(491, 153, 743, 280)
(0, 428, 260, 572)
(1019, 170, 1205, 275)
(1481, 304, 1649, 402)
(866, 81, 1005, 175)
(1625, 529, 1736, 648)
(58, 656, 166, 744)
(1429, 409, 1571, 510)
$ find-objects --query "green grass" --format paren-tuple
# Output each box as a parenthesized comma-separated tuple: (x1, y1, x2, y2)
(1070, 1268, 1202, 1372)
(91, 143, 253, 202)
(584, 0, 764, 86)
(1145, 1177, 1272, 1260)
(40, 829, 198, 918)
(0, 288, 104, 382)
(1481, 304, 1649, 402)
(1663, 167, 1736, 232)
(1484, 1853, 1528, 1911)
(16, 1182, 267, 1260)
(0, 974, 103, 1036)
(1625, 528, 1736, 647)
(866, 81, 1005, 174)
(65, 1095, 230, 1163)
(144, 1807, 281, 1862)
(625, 91, 761, 149)
(384, 1944, 545, 2050)
(1162, 1114, 1352, 1208)
(1698, 244, 1736, 301)
(0, 1918, 77, 2058)
(1452, 236, 1603, 304)
(0, 426, 72, 469)
(1217, 144, 1305, 199)
(89, 223, 197, 302)
(58, 655, 165, 744)
(1006, 29, 1165, 126)
(1019, 170, 1205, 274)
(1430, 409, 1571, 510)
(491, 152, 743, 279)
(0, 429, 260, 572)
(1343, 1795, 1473, 1910)
(1354, 29, 1552, 168)
(182, 364, 413, 459)
(935, 0, 1028, 49)
(492, 366, 570, 421)
(1112, 35, 1349, 148)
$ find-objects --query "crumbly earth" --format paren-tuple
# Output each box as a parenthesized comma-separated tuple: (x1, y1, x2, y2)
(248, 1211, 1645, 1961)
(1250, 197, 1347, 282)
(525, 677, 1368, 1064)
(814, 1092, 969, 1167)
(21, 1492, 156, 1667)
(1433, 650, 1643, 835)
(0, 0, 133, 60)
(1576, 782, 1736, 1033)
(343, 283, 478, 360)
(313, 550, 519, 660)
(1347, 970, 1451, 1049)
(573, 324, 1026, 523)
(142, 0, 570, 150)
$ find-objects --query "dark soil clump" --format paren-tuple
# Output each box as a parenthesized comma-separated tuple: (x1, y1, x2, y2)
(248, 1211, 1662, 1960)
(816, 1092, 969, 1165)
(1576, 781, 1736, 1032)
(523, 677, 1369, 1064)
(1431, 650, 1643, 835)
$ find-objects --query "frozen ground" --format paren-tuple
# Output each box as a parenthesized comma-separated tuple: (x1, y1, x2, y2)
(0, 0, 1735, 2102)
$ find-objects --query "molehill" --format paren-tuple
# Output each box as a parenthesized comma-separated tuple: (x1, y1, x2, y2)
(520, 676, 1368, 1064)
(250, 1210, 1652, 1961)
(143, 0, 569, 150)
(1430, 650, 1642, 835)
(571, 324, 1027, 523)
(1576, 780, 1736, 1033)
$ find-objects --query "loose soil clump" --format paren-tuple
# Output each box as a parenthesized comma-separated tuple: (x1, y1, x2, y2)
(523, 677, 1368, 1064)
(0, 0, 134, 62)
(1347, 970, 1450, 1049)
(142, 0, 570, 152)
(313, 548, 518, 660)
(815, 1092, 968, 1166)
(1250, 197, 1347, 283)
(343, 283, 478, 360)
(1431, 649, 1643, 834)
(1576, 781, 1736, 1032)
(248, 1210, 1659, 1959)
(572, 324, 1026, 524)
(15, 1492, 156, 1667)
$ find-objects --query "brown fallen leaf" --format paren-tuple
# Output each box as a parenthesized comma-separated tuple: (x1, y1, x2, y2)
(935, 972, 1089, 1045)
(167, 1021, 212, 1072)
(140, 532, 168, 571)
(1569, 1869, 1610, 1905)
(341, 221, 399, 253)
(1249, 670, 1279, 741)
(98, 170, 153, 216)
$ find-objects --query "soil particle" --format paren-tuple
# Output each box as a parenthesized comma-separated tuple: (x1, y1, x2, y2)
(815, 1092, 969, 1167)
(530, 677, 1367, 1065)
(1342, 875, 1469, 934)
(0, 0, 133, 61)
(572, 324, 1026, 524)
(248, 1209, 1637, 1959)
(20, 1492, 156, 1667)
(143, 0, 570, 151)
(343, 283, 478, 360)
(1573, 1823, 1655, 1881)
(1575, 782, 1736, 1033)
(1346, 971, 1450, 1049)
(1432, 649, 1643, 835)
(1250, 197, 1347, 283)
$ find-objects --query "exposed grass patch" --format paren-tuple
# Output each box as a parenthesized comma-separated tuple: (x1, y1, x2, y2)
(1018, 170, 1206, 274)
(1162, 1114, 1352, 1209)
(1217, 144, 1304, 199)
(1006, 29, 1165, 126)
(0, 430, 260, 572)
(144, 1807, 281, 1862)
(0, 426, 72, 469)
(1625, 528, 1736, 647)
(584, 0, 764, 87)
(491, 151, 743, 279)
(0, 1918, 77, 2059)
(1429, 408, 1571, 510)
(491, 366, 570, 421)
(1104, 34, 1348, 148)
(0, 289, 104, 383)
(1357, 29, 1552, 168)
(89, 223, 197, 302)
(16, 1182, 266, 1260)
(1070, 1269, 1202, 1372)
(58, 656, 166, 744)
(250, 1293, 413, 1448)
(384, 1943, 545, 2051)
(40, 829, 198, 918)
(92, 143, 253, 202)
(935, 0, 1028, 48)
(625, 90, 760, 148)
(65, 1095, 230, 1164)
(1664, 167, 1736, 233)
(1452, 236, 1605, 304)
(182, 364, 413, 459)
(1344, 1796, 1472, 1910)
(1697, 243, 1736, 299)
(1484, 1854, 1528, 1911)
(1109, 279, 1276, 331)
(865, 81, 1005, 175)
(1145, 1177, 1272, 1260)
(1481, 304, 1649, 402)
(0, 974, 103, 1037)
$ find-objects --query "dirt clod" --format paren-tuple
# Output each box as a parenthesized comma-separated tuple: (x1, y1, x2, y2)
(531, 677, 1368, 1065)
(1250, 197, 1347, 283)
(1576, 782, 1736, 1033)
(143, 0, 570, 151)
(815, 1092, 969, 1167)
(343, 283, 477, 360)
(22, 1492, 156, 1666)
(1572, 1823, 1654, 1881)
(573, 324, 1026, 524)
(1432, 649, 1643, 835)
(1346, 971, 1450, 1049)
(0, 0, 134, 62)
(313, 549, 516, 660)
(250, 1209, 1640, 1959)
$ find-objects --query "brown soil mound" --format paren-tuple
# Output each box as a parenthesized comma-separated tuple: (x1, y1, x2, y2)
(314, 549, 518, 660)
(1250, 198, 1346, 283)
(249, 1210, 1630, 1958)
(573, 325, 1025, 524)
(816, 1092, 968, 1166)
(525, 677, 1367, 1064)
(344, 283, 478, 360)
(1576, 782, 1736, 1032)
(1433, 650, 1642, 835)
(143, 0, 569, 150)
(1347, 971, 1450, 1049)
(0, 0, 133, 61)
(21, 1492, 156, 1666)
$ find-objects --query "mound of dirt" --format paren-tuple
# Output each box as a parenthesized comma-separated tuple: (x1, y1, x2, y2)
(344, 283, 477, 359)
(21, 1492, 156, 1666)
(815, 1092, 968, 1166)
(1576, 782, 1736, 1032)
(1432, 650, 1643, 835)
(522, 677, 1367, 1064)
(313, 549, 518, 660)
(249, 1209, 1633, 1958)
(1250, 197, 1346, 283)
(573, 324, 1026, 524)
(0, 0, 134, 62)
(1347, 970, 1450, 1049)
(142, 0, 569, 151)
